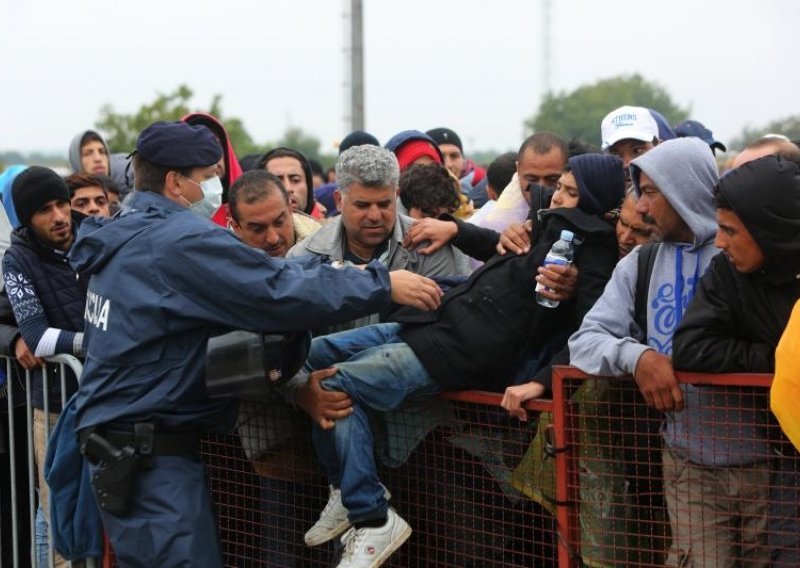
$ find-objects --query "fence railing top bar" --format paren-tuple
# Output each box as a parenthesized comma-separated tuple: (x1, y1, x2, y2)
(675, 370, 773, 387)
(439, 389, 554, 412)
(551, 365, 773, 388)
(43, 354, 84, 380)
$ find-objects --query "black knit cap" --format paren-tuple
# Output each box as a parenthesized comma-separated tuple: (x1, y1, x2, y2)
(426, 127, 463, 153)
(339, 130, 380, 155)
(135, 121, 222, 168)
(568, 153, 626, 215)
(11, 166, 70, 228)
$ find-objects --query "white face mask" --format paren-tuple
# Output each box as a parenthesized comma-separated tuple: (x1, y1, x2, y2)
(181, 175, 223, 219)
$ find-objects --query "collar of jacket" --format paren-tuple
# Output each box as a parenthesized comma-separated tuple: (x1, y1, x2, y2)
(298, 213, 412, 264)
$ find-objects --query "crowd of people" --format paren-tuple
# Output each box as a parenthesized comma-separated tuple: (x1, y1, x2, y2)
(0, 104, 799, 568)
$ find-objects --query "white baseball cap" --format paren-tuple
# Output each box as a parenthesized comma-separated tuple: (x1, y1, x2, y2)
(600, 105, 660, 150)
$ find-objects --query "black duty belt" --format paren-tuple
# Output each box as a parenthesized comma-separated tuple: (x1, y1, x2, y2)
(79, 423, 203, 517)
(79, 424, 201, 457)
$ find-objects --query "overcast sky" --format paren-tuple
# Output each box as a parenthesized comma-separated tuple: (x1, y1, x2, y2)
(2, 0, 799, 156)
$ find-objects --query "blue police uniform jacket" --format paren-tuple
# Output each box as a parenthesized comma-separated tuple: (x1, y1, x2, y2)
(68, 191, 392, 432)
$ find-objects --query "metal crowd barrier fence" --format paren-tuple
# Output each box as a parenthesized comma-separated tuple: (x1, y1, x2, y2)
(550, 366, 799, 568)
(0, 354, 100, 568)
(202, 368, 798, 567)
(202, 389, 557, 567)
(6, 354, 796, 567)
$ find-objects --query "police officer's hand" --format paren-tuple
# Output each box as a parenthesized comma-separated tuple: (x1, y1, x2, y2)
(403, 218, 458, 255)
(535, 264, 579, 302)
(633, 350, 685, 412)
(295, 367, 352, 430)
(13, 336, 43, 370)
(389, 270, 443, 311)
(496, 220, 533, 256)
(501, 381, 546, 422)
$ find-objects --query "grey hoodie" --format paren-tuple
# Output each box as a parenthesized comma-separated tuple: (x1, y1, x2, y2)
(569, 137, 770, 466)
(68, 130, 110, 174)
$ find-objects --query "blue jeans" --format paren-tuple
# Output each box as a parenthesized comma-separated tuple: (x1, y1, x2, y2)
(307, 323, 440, 523)
(36, 504, 49, 567)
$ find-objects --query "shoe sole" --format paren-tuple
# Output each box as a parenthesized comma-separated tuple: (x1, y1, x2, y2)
(304, 518, 351, 547)
(367, 523, 412, 568)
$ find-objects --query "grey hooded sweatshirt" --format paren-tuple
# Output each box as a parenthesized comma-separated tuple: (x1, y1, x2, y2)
(569, 137, 770, 466)
(68, 129, 110, 174)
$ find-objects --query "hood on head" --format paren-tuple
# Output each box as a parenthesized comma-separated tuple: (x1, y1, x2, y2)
(109, 153, 135, 197)
(180, 112, 243, 195)
(717, 155, 800, 274)
(68, 130, 110, 174)
(68, 192, 179, 276)
(69, 214, 127, 276)
(257, 147, 315, 215)
(568, 153, 625, 215)
(0, 165, 27, 229)
(384, 130, 444, 161)
(630, 137, 719, 249)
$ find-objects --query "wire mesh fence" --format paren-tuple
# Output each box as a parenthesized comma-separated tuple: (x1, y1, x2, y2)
(202, 390, 557, 567)
(551, 367, 800, 568)
(4, 358, 799, 567)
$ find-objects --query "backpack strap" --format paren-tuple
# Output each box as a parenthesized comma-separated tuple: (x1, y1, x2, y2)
(634, 242, 660, 342)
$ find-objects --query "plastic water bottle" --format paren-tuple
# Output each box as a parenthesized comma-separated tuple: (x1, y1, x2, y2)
(535, 230, 575, 308)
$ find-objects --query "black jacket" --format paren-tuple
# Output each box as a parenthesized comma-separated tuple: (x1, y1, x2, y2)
(673, 155, 800, 453)
(448, 216, 501, 262)
(446, 183, 554, 263)
(3, 216, 87, 409)
(674, 156, 800, 373)
(0, 290, 26, 409)
(395, 207, 618, 392)
(673, 254, 800, 373)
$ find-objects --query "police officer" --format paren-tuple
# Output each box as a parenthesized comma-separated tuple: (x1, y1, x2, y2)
(69, 121, 442, 567)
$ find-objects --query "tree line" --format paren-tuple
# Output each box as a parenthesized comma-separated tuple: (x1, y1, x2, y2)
(3, 75, 798, 171)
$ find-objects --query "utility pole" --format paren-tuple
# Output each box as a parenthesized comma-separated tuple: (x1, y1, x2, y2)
(351, 0, 365, 130)
(542, 0, 551, 97)
(343, 0, 365, 132)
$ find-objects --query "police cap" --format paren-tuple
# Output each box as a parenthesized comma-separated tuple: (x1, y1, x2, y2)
(135, 121, 223, 168)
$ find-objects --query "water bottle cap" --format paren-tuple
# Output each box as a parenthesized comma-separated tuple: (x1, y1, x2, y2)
(560, 230, 574, 242)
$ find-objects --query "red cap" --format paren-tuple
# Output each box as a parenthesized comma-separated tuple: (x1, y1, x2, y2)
(394, 140, 442, 171)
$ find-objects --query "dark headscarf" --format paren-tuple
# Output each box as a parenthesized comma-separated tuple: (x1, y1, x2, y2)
(568, 153, 625, 216)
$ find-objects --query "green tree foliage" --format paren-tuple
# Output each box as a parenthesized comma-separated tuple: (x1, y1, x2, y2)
(526, 74, 690, 145)
(727, 115, 800, 151)
(273, 127, 323, 161)
(469, 150, 502, 168)
(96, 85, 258, 156)
(95, 85, 338, 166)
(0, 151, 67, 169)
(0, 151, 25, 166)
(262, 127, 337, 169)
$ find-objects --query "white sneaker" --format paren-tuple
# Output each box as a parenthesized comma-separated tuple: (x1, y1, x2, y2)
(336, 508, 412, 568)
(304, 485, 391, 547)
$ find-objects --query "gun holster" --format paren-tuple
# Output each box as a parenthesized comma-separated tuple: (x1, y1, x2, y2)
(82, 424, 155, 517)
